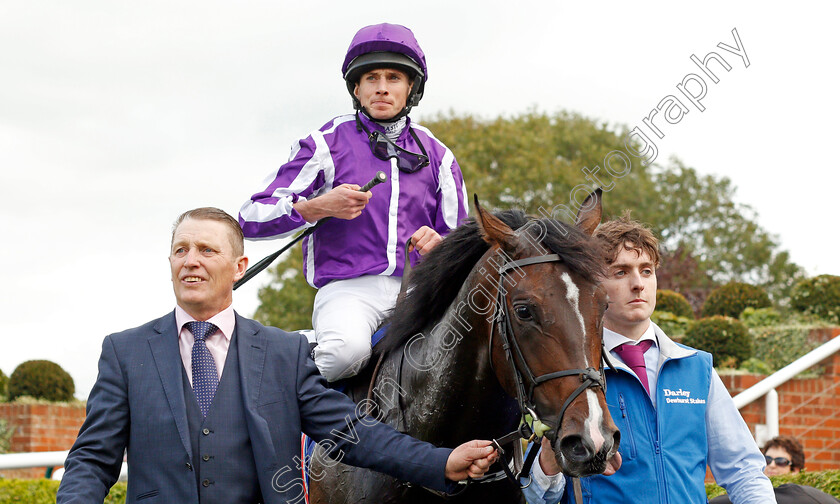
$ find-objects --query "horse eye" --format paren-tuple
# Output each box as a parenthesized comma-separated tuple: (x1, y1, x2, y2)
(514, 304, 533, 321)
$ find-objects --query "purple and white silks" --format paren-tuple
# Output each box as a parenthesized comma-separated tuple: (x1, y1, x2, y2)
(239, 112, 468, 288)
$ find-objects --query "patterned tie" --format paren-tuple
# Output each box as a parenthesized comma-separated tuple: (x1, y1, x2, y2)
(614, 340, 653, 395)
(186, 321, 219, 417)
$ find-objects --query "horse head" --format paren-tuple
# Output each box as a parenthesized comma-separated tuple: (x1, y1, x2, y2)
(475, 190, 621, 477)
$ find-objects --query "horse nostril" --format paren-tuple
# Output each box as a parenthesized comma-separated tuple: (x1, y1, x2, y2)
(560, 434, 594, 463)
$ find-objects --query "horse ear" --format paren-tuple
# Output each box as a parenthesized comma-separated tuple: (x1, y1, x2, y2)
(574, 187, 602, 237)
(474, 195, 518, 251)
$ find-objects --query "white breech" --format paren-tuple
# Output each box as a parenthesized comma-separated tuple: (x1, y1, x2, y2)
(311, 275, 402, 382)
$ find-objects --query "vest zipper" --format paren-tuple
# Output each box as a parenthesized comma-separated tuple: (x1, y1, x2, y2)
(618, 394, 637, 459)
(653, 369, 669, 504)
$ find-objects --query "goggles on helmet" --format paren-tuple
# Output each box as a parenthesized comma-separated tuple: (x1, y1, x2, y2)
(356, 112, 429, 174)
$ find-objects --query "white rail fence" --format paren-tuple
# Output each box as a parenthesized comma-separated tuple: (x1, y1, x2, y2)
(0, 450, 127, 480)
(733, 334, 840, 448)
(2, 335, 839, 479)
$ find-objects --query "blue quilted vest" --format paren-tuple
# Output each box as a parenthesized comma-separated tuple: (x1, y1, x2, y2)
(564, 344, 713, 504)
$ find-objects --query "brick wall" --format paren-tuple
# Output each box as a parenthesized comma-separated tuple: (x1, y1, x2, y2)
(0, 402, 86, 479)
(720, 354, 840, 471)
(709, 327, 840, 482)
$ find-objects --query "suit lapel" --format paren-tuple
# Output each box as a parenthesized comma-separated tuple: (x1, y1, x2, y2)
(236, 314, 267, 407)
(148, 312, 192, 459)
(235, 314, 277, 463)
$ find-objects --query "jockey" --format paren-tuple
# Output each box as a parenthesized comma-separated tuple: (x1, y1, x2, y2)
(239, 23, 468, 382)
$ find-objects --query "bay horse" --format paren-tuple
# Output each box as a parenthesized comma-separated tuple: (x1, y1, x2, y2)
(307, 192, 620, 503)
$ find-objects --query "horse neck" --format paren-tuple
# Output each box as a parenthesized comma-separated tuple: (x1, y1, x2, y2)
(398, 258, 520, 446)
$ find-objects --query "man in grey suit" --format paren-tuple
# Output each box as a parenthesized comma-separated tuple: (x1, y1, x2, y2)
(57, 207, 497, 504)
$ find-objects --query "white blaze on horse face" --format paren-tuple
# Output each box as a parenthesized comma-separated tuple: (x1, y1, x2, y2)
(560, 272, 589, 367)
(562, 272, 607, 452)
(585, 389, 607, 452)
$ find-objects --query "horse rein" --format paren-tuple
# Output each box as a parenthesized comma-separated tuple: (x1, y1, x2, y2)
(488, 252, 607, 489)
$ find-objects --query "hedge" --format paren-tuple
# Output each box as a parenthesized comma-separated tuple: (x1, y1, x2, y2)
(683, 316, 752, 368)
(0, 479, 126, 503)
(0, 368, 8, 400)
(650, 311, 692, 339)
(750, 324, 821, 371)
(739, 307, 783, 328)
(706, 469, 840, 499)
(3, 471, 839, 502)
(791, 274, 840, 324)
(7, 360, 74, 402)
(702, 282, 771, 319)
(655, 289, 695, 319)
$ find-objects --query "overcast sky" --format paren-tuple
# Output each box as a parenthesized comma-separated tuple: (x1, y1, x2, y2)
(3, 1, 838, 398)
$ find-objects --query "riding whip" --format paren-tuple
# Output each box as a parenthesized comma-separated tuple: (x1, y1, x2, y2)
(233, 171, 387, 290)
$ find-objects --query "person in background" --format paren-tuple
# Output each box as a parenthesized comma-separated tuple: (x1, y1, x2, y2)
(712, 435, 838, 503)
(763, 435, 805, 476)
(238, 23, 467, 382)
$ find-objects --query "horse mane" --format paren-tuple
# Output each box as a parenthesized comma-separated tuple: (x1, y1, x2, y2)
(374, 209, 606, 357)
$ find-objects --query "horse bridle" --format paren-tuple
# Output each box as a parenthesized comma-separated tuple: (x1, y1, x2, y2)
(378, 248, 612, 498)
(487, 252, 608, 488)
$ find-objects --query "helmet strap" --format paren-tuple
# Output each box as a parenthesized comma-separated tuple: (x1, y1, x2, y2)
(363, 106, 411, 123)
(358, 108, 409, 131)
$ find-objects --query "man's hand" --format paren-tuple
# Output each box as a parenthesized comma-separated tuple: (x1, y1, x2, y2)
(538, 436, 562, 476)
(409, 226, 442, 255)
(444, 440, 499, 481)
(294, 184, 372, 222)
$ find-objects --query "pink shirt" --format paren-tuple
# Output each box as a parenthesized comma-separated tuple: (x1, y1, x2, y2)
(176, 304, 236, 386)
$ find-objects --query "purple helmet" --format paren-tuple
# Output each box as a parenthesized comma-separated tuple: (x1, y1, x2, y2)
(342, 23, 427, 115)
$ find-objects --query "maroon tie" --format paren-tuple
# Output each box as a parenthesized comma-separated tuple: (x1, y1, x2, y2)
(614, 340, 653, 395)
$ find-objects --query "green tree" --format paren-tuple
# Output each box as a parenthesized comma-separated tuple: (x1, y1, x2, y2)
(252, 243, 316, 331)
(423, 109, 655, 215)
(646, 159, 805, 301)
(253, 109, 803, 321)
(423, 110, 803, 302)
